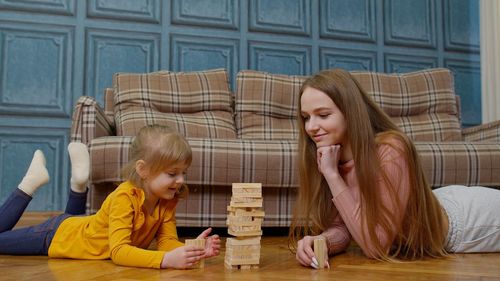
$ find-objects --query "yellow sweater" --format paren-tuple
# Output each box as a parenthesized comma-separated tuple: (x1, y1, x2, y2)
(48, 181, 184, 268)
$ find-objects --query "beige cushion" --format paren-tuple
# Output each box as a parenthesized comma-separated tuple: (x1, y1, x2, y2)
(352, 68, 462, 141)
(235, 70, 306, 140)
(113, 68, 236, 138)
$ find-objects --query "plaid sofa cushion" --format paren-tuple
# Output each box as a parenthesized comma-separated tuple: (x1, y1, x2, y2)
(103, 88, 115, 127)
(89, 136, 500, 188)
(113, 68, 236, 138)
(235, 70, 307, 140)
(90, 136, 298, 187)
(235, 68, 461, 142)
(88, 136, 500, 228)
(88, 182, 295, 227)
(351, 68, 462, 141)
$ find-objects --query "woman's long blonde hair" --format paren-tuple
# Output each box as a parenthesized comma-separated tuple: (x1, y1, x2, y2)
(121, 124, 192, 199)
(289, 69, 447, 260)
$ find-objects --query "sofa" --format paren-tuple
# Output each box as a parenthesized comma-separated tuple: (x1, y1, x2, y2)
(71, 68, 500, 228)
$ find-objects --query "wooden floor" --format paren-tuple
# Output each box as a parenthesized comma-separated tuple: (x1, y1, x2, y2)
(2, 213, 500, 281)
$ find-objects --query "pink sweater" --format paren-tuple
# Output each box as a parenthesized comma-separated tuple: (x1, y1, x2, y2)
(321, 140, 411, 258)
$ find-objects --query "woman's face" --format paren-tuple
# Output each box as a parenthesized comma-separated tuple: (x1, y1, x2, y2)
(300, 87, 347, 148)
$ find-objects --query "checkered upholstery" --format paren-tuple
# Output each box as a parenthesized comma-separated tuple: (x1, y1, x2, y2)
(235, 70, 306, 140)
(71, 68, 500, 227)
(352, 69, 462, 141)
(113, 69, 236, 139)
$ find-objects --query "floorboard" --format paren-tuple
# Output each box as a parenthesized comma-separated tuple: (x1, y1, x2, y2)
(2, 212, 499, 281)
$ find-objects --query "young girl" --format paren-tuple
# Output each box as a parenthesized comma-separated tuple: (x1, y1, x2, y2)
(0, 124, 221, 269)
(289, 69, 500, 268)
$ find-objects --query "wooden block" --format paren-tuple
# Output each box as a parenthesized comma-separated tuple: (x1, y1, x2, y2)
(228, 228, 262, 237)
(227, 207, 265, 217)
(185, 239, 205, 269)
(224, 261, 239, 270)
(225, 257, 260, 265)
(240, 265, 252, 270)
(227, 218, 263, 228)
(313, 237, 327, 269)
(232, 183, 262, 198)
(226, 237, 261, 246)
(228, 244, 261, 257)
(224, 262, 259, 270)
(230, 198, 263, 208)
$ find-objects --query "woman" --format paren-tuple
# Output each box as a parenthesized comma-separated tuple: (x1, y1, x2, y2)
(289, 69, 500, 268)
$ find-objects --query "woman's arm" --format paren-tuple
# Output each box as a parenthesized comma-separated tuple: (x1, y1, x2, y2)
(320, 213, 351, 255)
(320, 144, 410, 258)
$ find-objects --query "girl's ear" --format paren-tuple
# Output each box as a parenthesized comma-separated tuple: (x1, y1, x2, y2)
(135, 160, 148, 179)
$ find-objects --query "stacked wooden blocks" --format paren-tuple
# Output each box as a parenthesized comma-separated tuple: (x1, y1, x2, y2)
(224, 183, 265, 269)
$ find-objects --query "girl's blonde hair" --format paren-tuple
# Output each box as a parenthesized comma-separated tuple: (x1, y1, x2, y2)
(121, 124, 192, 199)
(289, 69, 448, 260)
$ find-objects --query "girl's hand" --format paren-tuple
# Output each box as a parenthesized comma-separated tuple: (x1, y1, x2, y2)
(161, 245, 205, 269)
(316, 145, 342, 175)
(296, 235, 330, 269)
(196, 227, 221, 258)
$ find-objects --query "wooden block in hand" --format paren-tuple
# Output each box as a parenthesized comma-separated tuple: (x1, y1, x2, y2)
(313, 237, 327, 269)
(185, 239, 206, 268)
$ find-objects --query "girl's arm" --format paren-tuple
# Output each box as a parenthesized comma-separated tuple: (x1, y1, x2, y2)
(155, 207, 184, 252)
(108, 195, 205, 269)
(107, 192, 167, 268)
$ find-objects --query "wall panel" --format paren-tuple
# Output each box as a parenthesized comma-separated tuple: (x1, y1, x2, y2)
(385, 54, 438, 73)
(0, 21, 73, 117)
(249, 0, 311, 36)
(249, 41, 311, 75)
(445, 59, 481, 126)
(0, 128, 69, 211)
(171, 34, 238, 82)
(444, 0, 480, 52)
(171, 0, 238, 29)
(0, 0, 75, 16)
(0, 0, 481, 210)
(85, 29, 160, 102)
(87, 0, 160, 23)
(320, 47, 377, 71)
(384, 0, 436, 48)
(320, 0, 376, 43)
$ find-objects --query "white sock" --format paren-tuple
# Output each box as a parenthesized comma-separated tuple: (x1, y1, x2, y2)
(18, 150, 50, 196)
(68, 142, 89, 193)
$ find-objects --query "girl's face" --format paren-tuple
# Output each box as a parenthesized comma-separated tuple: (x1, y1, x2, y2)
(145, 162, 188, 201)
(300, 87, 348, 148)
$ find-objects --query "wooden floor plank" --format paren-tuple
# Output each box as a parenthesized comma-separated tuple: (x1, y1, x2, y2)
(1, 212, 500, 281)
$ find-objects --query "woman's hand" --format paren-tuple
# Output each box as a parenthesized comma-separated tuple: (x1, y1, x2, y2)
(316, 145, 342, 175)
(197, 227, 221, 258)
(296, 235, 330, 269)
(161, 245, 205, 269)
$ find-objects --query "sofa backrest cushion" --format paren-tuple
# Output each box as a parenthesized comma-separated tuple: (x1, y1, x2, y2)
(113, 68, 236, 138)
(235, 70, 306, 140)
(104, 88, 115, 127)
(351, 68, 461, 141)
(235, 68, 461, 142)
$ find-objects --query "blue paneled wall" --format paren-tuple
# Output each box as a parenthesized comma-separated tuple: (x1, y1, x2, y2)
(0, 0, 480, 211)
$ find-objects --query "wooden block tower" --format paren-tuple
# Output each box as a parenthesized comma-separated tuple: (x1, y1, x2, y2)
(224, 183, 265, 269)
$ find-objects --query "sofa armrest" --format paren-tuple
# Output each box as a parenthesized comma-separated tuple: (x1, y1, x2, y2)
(71, 96, 115, 145)
(462, 120, 500, 142)
(415, 142, 500, 188)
